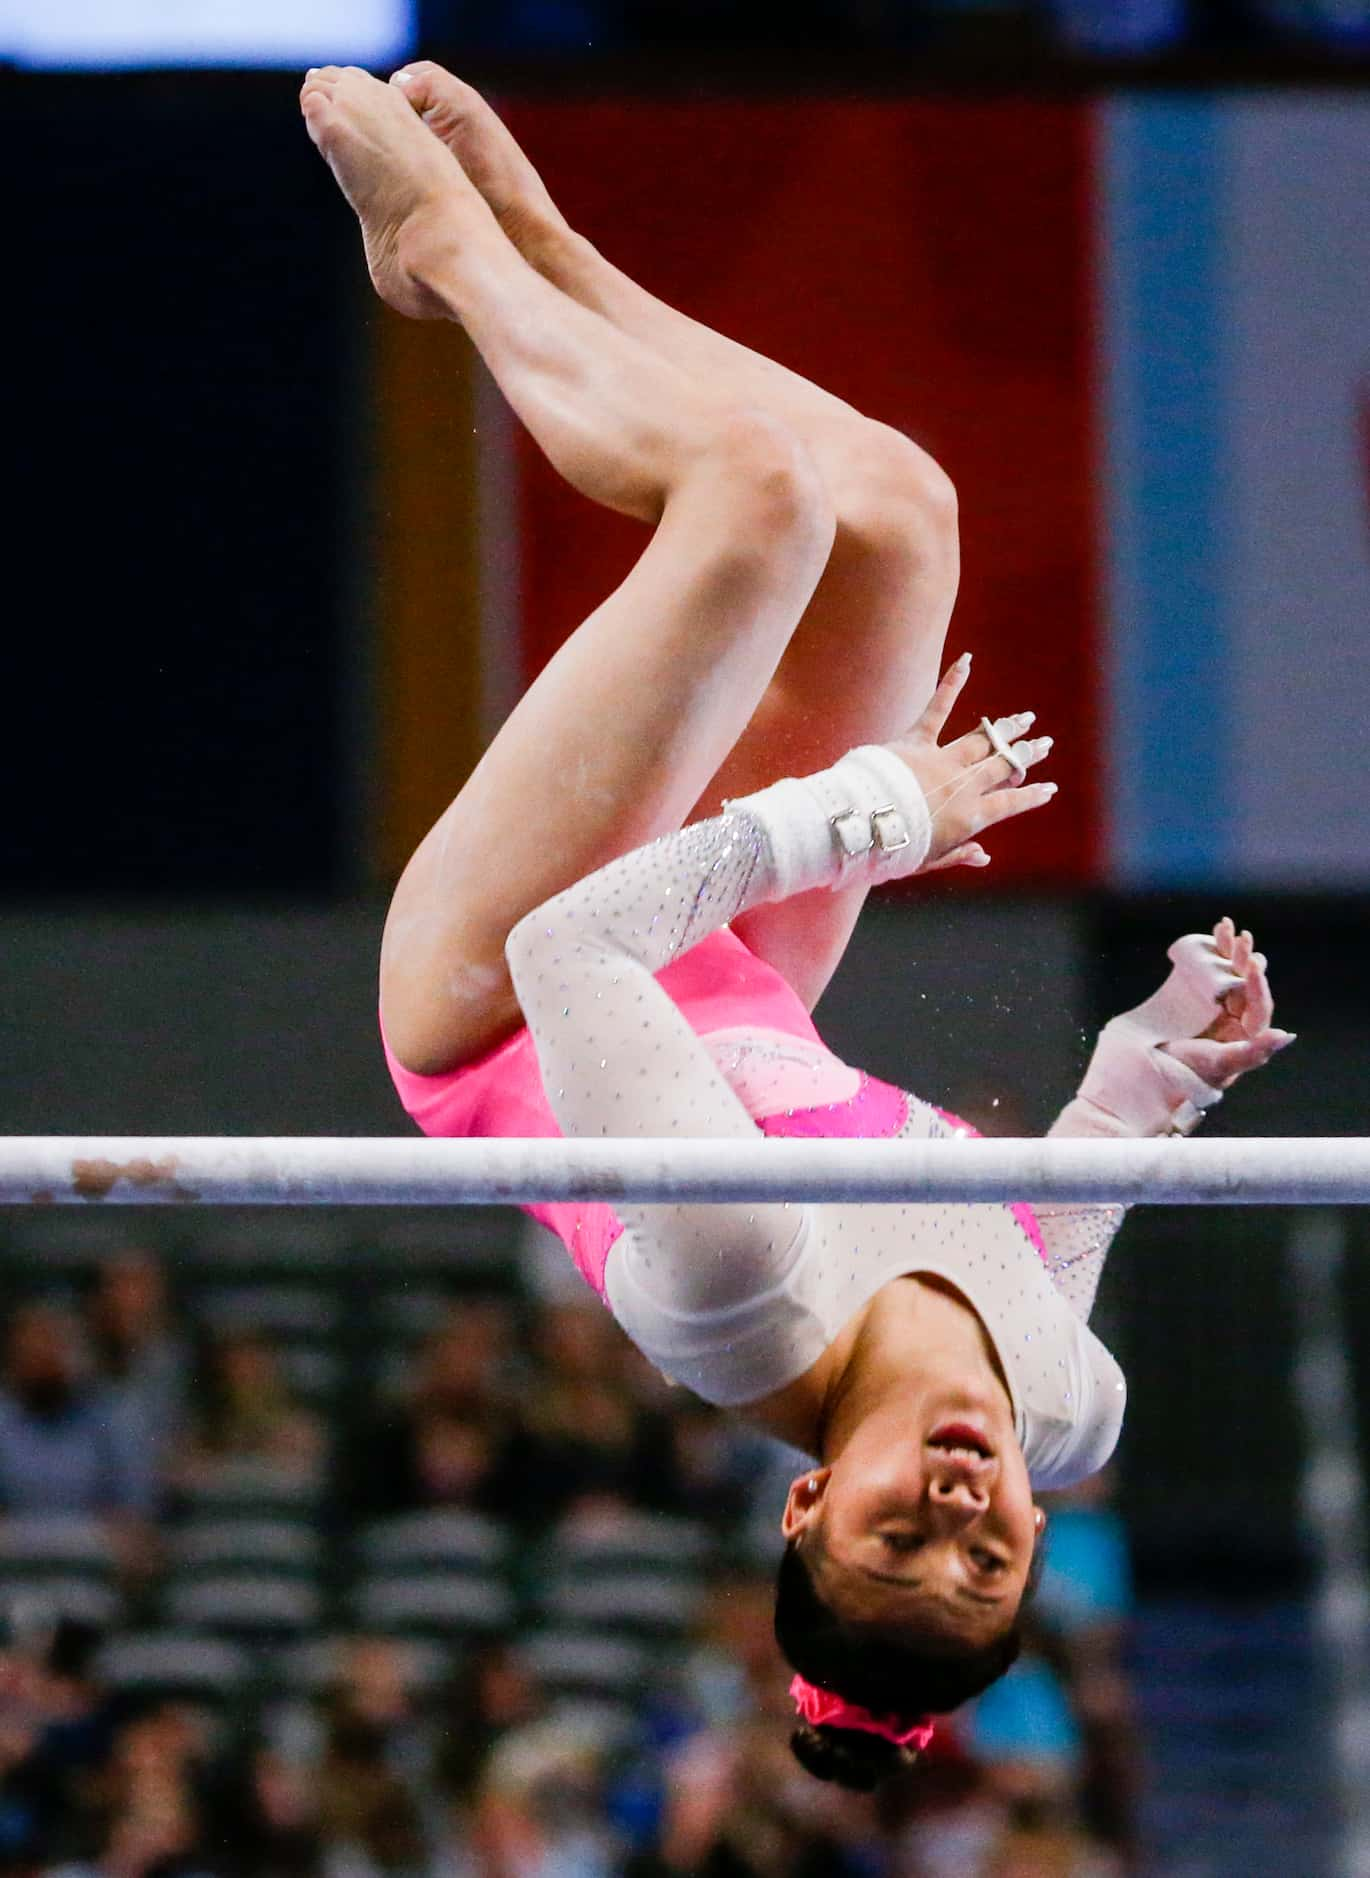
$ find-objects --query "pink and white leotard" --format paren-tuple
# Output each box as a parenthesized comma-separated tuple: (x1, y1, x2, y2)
(385, 927, 873, 1297)
(385, 929, 1037, 1291)
(386, 768, 1126, 1490)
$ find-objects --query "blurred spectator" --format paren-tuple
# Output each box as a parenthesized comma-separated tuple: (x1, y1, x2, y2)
(174, 1331, 323, 1493)
(207, 1739, 324, 1878)
(324, 1640, 430, 1798)
(0, 1618, 117, 1869)
(0, 1242, 1151, 1875)
(983, 1795, 1123, 1877)
(651, 1402, 752, 1528)
(1037, 1477, 1133, 1643)
(679, 1573, 786, 1730)
(46, 1698, 214, 1878)
(316, 1710, 428, 1876)
(87, 1251, 188, 1476)
(411, 1303, 517, 1416)
(0, 1305, 155, 1524)
(405, 1406, 510, 1517)
(630, 1719, 860, 1878)
(966, 1646, 1083, 1802)
(883, 1733, 1004, 1878)
(357, 1303, 528, 1521)
(1035, 1475, 1141, 1870)
(473, 1717, 619, 1878)
(520, 1302, 677, 1521)
(436, 1639, 546, 1806)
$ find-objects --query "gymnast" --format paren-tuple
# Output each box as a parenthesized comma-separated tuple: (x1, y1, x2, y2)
(300, 62, 1293, 1789)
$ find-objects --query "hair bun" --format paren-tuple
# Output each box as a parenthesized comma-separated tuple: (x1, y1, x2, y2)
(789, 1723, 913, 1792)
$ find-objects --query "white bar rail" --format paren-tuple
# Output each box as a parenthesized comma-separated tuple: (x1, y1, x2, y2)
(0, 1136, 1365, 1207)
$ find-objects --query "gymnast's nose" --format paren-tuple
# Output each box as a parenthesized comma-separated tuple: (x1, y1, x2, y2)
(926, 1471, 990, 1523)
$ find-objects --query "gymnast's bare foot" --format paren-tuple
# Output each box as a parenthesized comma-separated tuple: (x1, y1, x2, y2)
(388, 62, 568, 266)
(300, 64, 474, 318)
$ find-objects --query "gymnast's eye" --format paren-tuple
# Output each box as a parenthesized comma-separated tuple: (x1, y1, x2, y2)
(969, 1546, 1007, 1574)
(879, 1530, 924, 1556)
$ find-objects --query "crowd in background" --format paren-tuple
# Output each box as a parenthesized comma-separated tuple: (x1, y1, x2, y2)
(0, 1242, 1139, 1878)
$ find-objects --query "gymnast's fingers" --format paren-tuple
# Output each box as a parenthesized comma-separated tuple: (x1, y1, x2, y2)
(922, 841, 991, 873)
(1166, 1029, 1294, 1088)
(943, 712, 1033, 778)
(913, 652, 973, 744)
(974, 777, 1058, 833)
(1241, 950, 1274, 1037)
(982, 731, 1052, 790)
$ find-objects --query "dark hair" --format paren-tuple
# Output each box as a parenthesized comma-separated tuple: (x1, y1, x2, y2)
(774, 1535, 1043, 1791)
(788, 1719, 913, 1792)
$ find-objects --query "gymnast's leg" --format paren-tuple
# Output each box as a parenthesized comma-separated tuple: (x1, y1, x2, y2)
(391, 63, 962, 1008)
(300, 66, 835, 1073)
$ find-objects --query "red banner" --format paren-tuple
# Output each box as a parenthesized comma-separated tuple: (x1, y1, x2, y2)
(505, 97, 1101, 883)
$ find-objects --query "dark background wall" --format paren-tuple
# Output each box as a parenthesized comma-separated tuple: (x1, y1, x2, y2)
(5, 75, 360, 897)
(0, 898, 1081, 1136)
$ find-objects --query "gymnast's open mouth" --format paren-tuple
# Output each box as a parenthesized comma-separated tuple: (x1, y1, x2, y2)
(927, 1422, 994, 1461)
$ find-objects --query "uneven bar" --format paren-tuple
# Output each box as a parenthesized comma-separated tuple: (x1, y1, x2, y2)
(0, 1136, 1365, 1206)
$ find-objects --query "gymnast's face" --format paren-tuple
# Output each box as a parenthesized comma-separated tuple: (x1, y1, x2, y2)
(782, 1416, 1041, 1650)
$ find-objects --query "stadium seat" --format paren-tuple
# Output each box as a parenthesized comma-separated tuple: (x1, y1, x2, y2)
(191, 1284, 343, 1404)
(543, 1693, 640, 1745)
(536, 1572, 703, 1638)
(0, 1517, 124, 1630)
(546, 1509, 712, 1574)
(376, 1288, 455, 1343)
(193, 1284, 341, 1341)
(518, 1629, 652, 1699)
(163, 1573, 322, 1639)
(275, 1343, 341, 1402)
(272, 1633, 453, 1699)
(168, 1519, 322, 1577)
(0, 1577, 122, 1629)
(0, 1513, 119, 1580)
(96, 1631, 254, 1707)
(173, 1458, 323, 1521)
(352, 1572, 514, 1639)
(359, 1510, 509, 1575)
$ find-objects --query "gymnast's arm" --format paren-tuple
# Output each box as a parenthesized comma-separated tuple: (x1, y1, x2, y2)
(504, 748, 932, 1144)
(505, 664, 1052, 1266)
(1036, 921, 1293, 1320)
(503, 754, 928, 1282)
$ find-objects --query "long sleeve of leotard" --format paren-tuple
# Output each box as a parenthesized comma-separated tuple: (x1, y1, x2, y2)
(1026, 1198, 1127, 1323)
(1023, 1096, 1128, 1323)
(1035, 939, 1234, 1320)
(505, 746, 932, 1303)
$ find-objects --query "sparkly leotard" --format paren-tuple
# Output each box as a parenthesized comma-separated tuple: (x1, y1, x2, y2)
(387, 770, 1127, 1490)
(383, 927, 883, 1298)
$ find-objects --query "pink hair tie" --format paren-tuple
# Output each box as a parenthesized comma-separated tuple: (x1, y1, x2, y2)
(789, 1675, 934, 1752)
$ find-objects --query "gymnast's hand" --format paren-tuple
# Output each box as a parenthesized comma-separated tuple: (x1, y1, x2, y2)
(1054, 918, 1294, 1140)
(883, 651, 1057, 872)
(1162, 917, 1294, 1090)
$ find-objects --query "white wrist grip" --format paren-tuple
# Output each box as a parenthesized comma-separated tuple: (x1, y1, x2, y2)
(731, 746, 932, 900)
(1059, 933, 1240, 1139)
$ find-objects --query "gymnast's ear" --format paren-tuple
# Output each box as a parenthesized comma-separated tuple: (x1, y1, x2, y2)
(781, 1468, 830, 1541)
